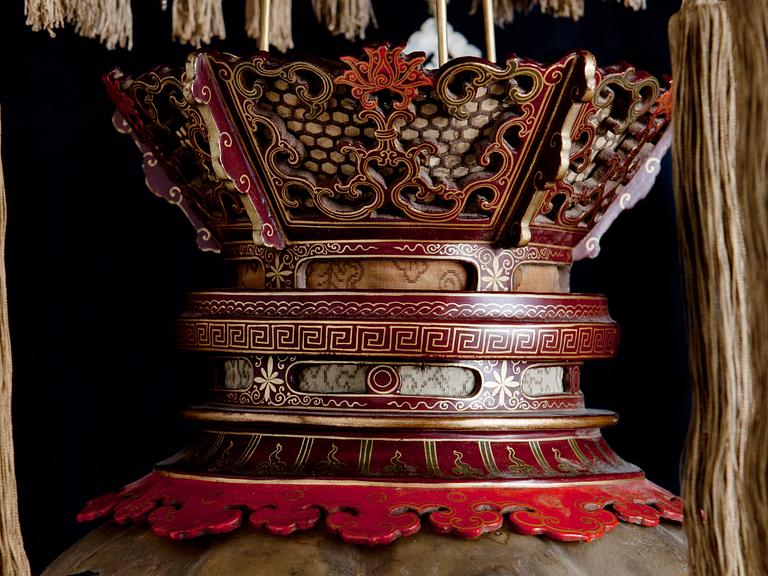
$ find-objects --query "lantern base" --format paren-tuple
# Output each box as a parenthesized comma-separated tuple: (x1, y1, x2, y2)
(78, 471, 681, 545)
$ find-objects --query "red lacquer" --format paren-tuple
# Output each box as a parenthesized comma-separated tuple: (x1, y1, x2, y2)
(84, 45, 679, 545)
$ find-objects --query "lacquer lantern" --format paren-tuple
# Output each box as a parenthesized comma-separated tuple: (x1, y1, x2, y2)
(45, 38, 685, 576)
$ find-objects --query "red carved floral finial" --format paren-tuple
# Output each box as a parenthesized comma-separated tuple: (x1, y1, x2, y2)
(336, 45, 433, 111)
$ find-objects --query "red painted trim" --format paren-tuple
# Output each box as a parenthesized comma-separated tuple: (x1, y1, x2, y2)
(79, 472, 682, 544)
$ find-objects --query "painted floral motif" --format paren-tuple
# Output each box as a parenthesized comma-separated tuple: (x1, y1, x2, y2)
(266, 258, 291, 288)
(481, 255, 510, 291)
(336, 45, 433, 111)
(254, 357, 284, 403)
(487, 362, 521, 405)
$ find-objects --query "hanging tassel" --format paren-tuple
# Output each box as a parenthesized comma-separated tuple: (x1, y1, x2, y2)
(96, 0, 133, 50)
(245, 0, 294, 53)
(311, 0, 375, 41)
(66, 0, 133, 50)
(471, 0, 643, 25)
(26, 0, 132, 49)
(539, 0, 585, 20)
(65, 0, 97, 38)
(0, 109, 31, 576)
(24, 0, 66, 36)
(172, 0, 226, 47)
(728, 1, 768, 574)
(470, 0, 524, 25)
(492, 0, 530, 25)
(669, 2, 756, 575)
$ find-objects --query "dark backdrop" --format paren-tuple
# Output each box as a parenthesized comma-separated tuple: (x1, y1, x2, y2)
(0, 1, 688, 573)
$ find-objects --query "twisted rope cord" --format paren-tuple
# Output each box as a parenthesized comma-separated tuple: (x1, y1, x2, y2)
(0, 107, 31, 576)
(670, 1, 765, 574)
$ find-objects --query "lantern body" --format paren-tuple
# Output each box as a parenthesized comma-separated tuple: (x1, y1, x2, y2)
(47, 45, 681, 572)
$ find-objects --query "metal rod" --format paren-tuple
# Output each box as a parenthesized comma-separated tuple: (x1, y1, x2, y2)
(435, 0, 449, 67)
(482, 0, 497, 63)
(259, 0, 271, 52)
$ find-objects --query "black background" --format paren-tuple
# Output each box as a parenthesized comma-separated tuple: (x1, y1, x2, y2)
(0, 0, 688, 573)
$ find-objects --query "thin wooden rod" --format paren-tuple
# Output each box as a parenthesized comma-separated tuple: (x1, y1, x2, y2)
(435, 0, 449, 67)
(260, 0, 271, 51)
(482, 0, 497, 63)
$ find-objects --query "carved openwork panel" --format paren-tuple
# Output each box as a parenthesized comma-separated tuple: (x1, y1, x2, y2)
(105, 67, 251, 251)
(189, 47, 595, 248)
(534, 65, 671, 244)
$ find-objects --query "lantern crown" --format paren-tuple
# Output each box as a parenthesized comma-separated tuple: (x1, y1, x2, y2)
(105, 45, 670, 255)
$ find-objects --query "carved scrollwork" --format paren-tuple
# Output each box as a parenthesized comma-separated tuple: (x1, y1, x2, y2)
(233, 57, 335, 120)
(110, 48, 669, 250)
(106, 66, 250, 242)
(190, 46, 592, 246)
(435, 59, 542, 119)
(537, 64, 669, 235)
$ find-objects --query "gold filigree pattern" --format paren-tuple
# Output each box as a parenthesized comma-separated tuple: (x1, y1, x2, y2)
(316, 444, 347, 475)
(383, 450, 417, 475)
(253, 444, 288, 476)
(189, 47, 594, 246)
(451, 450, 484, 477)
(107, 67, 248, 234)
(538, 65, 670, 234)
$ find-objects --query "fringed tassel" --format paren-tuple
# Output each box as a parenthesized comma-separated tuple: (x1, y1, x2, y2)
(728, 1, 768, 574)
(66, 0, 133, 50)
(0, 109, 31, 576)
(669, 2, 755, 575)
(172, 0, 226, 47)
(24, 0, 66, 35)
(245, 0, 294, 53)
(25, 0, 132, 49)
(471, 0, 644, 25)
(97, 0, 132, 50)
(311, 0, 376, 41)
(490, 0, 524, 25)
(470, 0, 528, 26)
(539, 0, 585, 20)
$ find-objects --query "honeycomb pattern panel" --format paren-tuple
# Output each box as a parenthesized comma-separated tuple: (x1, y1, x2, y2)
(254, 77, 519, 193)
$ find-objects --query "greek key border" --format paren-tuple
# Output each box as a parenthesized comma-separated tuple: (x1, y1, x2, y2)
(177, 319, 619, 359)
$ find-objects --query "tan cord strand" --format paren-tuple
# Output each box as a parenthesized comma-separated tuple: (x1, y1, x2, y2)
(0, 109, 31, 576)
(669, 1, 756, 575)
(727, 1, 768, 574)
